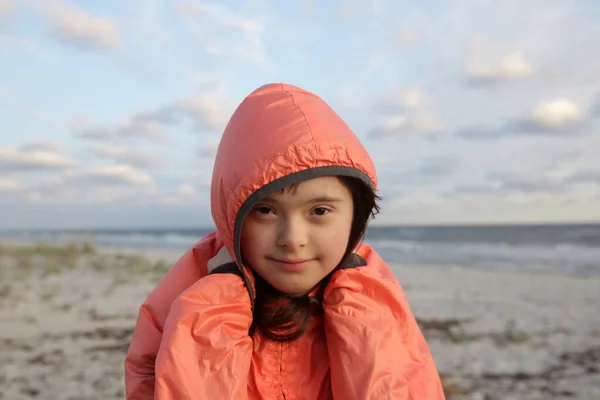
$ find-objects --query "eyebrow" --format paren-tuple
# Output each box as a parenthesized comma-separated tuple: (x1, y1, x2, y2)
(262, 195, 344, 204)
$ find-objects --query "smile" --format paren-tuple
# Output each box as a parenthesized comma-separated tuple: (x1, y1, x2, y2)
(269, 258, 314, 271)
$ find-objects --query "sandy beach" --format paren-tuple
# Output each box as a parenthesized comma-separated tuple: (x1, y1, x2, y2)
(0, 240, 599, 399)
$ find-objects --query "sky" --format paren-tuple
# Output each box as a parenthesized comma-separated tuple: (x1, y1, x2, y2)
(1, 0, 599, 230)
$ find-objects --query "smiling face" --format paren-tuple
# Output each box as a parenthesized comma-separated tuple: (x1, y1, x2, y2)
(240, 176, 354, 295)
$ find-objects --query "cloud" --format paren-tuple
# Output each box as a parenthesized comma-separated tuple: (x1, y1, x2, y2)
(57, 180, 204, 206)
(198, 138, 220, 160)
(4, 166, 208, 209)
(0, 0, 15, 25)
(563, 170, 600, 185)
(130, 0, 170, 44)
(69, 116, 111, 139)
(44, 1, 122, 51)
(173, 95, 231, 131)
(0, 177, 22, 193)
(72, 93, 231, 141)
(590, 93, 600, 117)
(172, 1, 267, 67)
(380, 190, 599, 226)
(447, 183, 498, 196)
(465, 34, 534, 86)
(448, 167, 600, 198)
(175, 1, 262, 35)
(447, 180, 559, 198)
(16, 178, 70, 203)
(71, 164, 154, 186)
(36, 179, 69, 196)
(178, 183, 194, 196)
(22, 182, 136, 204)
(335, 2, 362, 22)
(378, 87, 425, 112)
(0, 146, 75, 171)
(182, 68, 233, 87)
(394, 26, 420, 47)
(531, 99, 582, 129)
(89, 144, 163, 168)
(0, 0, 12, 14)
(368, 86, 444, 139)
(369, 113, 443, 139)
(186, 168, 213, 191)
(18, 171, 160, 205)
(467, 51, 534, 85)
(70, 115, 165, 141)
(83, 188, 126, 203)
(0, 33, 17, 51)
(171, 1, 197, 16)
(9, 166, 153, 204)
(493, 177, 565, 194)
(382, 155, 461, 191)
(120, 119, 164, 140)
(0, 88, 63, 126)
(20, 140, 62, 153)
(457, 98, 588, 139)
(415, 155, 461, 177)
(154, 183, 198, 205)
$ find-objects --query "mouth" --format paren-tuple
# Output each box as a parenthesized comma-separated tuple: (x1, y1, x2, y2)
(268, 257, 314, 271)
(271, 258, 312, 264)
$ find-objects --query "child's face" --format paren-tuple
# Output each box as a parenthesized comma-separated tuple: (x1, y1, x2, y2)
(241, 176, 354, 295)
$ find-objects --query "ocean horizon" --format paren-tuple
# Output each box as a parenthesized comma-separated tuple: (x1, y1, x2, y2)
(2, 222, 599, 276)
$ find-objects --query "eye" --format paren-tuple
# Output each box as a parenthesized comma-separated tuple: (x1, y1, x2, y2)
(311, 207, 330, 216)
(253, 206, 274, 215)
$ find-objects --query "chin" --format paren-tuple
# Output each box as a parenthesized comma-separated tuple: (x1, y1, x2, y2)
(274, 282, 312, 296)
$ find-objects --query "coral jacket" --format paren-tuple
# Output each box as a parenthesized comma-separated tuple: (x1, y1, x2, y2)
(124, 83, 445, 399)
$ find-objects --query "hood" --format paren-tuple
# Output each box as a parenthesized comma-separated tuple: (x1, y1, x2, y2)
(210, 83, 377, 304)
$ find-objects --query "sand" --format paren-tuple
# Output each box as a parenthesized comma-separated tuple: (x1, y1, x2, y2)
(0, 241, 599, 399)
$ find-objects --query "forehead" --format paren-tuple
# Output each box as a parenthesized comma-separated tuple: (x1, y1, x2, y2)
(266, 176, 350, 200)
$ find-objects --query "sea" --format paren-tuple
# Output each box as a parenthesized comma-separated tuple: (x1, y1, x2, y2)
(1, 223, 599, 276)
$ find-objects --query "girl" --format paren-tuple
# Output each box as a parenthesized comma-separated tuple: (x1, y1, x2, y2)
(125, 83, 445, 399)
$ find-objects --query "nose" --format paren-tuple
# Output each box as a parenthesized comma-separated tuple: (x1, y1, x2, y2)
(276, 216, 308, 251)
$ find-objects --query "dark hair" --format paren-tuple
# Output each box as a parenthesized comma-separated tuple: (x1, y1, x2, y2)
(250, 176, 382, 342)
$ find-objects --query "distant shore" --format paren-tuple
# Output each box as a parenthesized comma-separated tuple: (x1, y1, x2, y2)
(0, 240, 599, 399)
(3, 223, 600, 277)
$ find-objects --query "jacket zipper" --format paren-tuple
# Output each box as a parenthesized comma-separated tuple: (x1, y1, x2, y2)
(280, 342, 286, 400)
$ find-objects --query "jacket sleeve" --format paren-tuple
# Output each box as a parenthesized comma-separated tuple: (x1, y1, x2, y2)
(124, 234, 218, 400)
(154, 273, 253, 400)
(323, 265, 446, 400)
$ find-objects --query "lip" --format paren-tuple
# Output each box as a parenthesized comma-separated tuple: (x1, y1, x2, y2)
(269, 258, 313, 272)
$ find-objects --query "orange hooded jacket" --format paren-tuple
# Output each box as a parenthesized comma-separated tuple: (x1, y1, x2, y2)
(124, 83, 445, 399)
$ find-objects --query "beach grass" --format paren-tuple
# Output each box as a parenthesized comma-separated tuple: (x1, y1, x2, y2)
(0, 240, 171, 281)
(0, 241, 172, 311)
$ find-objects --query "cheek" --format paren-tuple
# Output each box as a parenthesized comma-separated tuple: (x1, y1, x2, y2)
(318, 217, 353, 262)
(240, 221, 270, 259)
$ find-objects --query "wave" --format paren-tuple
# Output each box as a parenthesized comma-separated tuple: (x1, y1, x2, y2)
(2, 223, 599, 274)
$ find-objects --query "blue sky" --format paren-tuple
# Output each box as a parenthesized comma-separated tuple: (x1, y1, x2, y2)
(1, 0, 599, 229)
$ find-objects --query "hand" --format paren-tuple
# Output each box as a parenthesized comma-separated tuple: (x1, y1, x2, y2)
(323, 265, 446, 399)
(154, 272, 254, 400)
